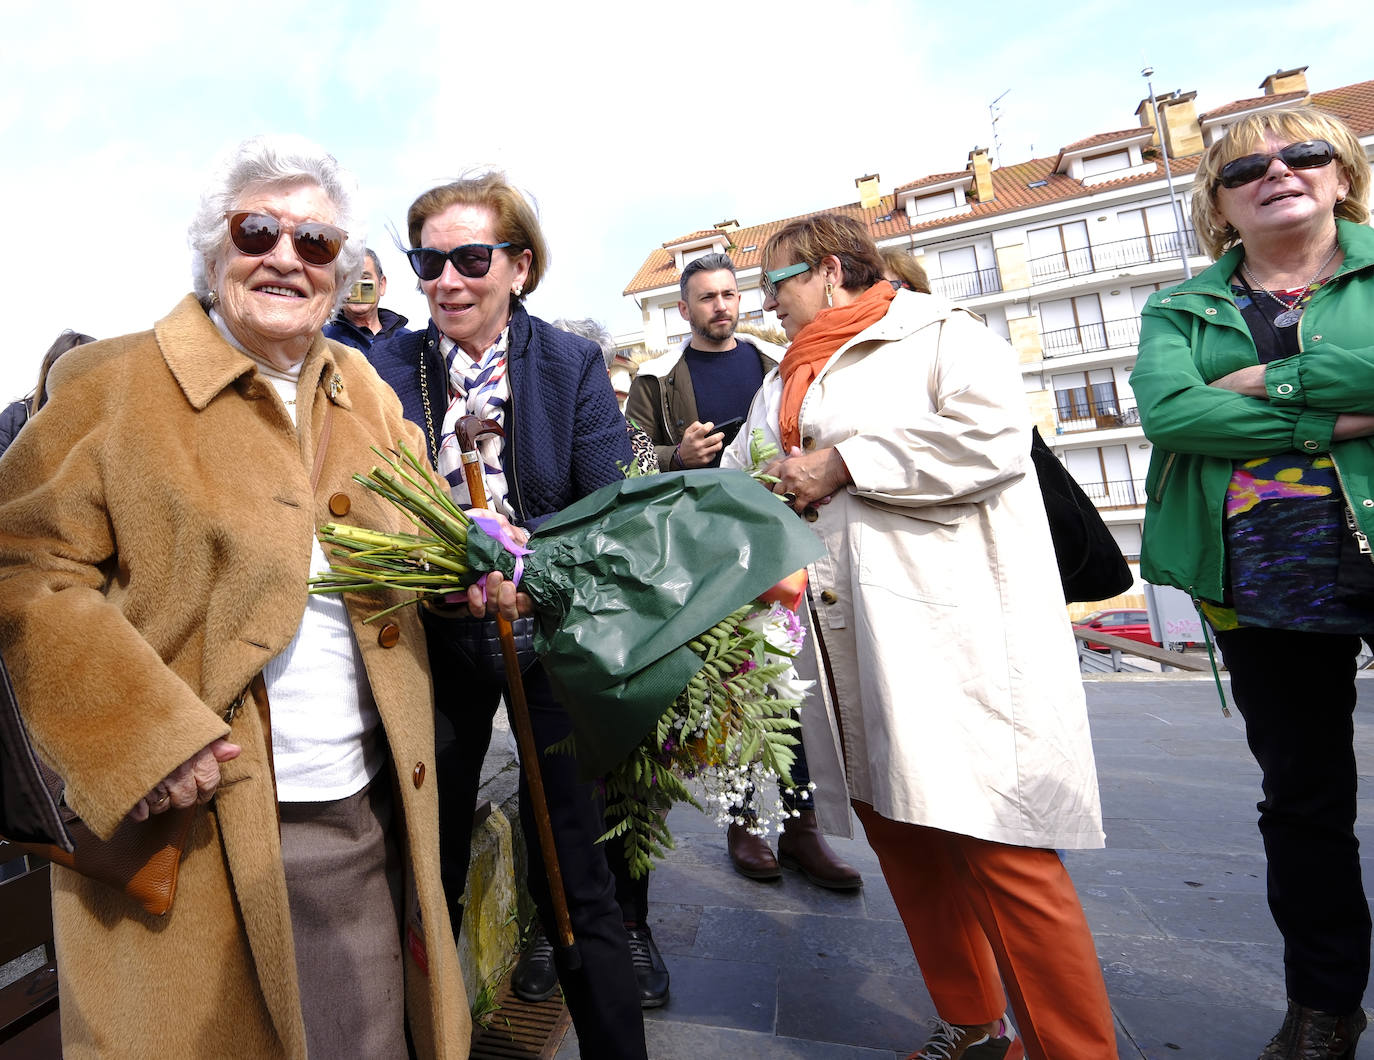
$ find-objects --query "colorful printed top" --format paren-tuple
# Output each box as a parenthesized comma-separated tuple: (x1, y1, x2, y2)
(1200, 276, 1368, 632)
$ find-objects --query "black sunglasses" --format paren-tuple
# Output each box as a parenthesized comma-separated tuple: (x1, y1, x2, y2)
(225, 211, 346, 266)
(1215, 139, 1336, 190)
(405, 242, 512, 282)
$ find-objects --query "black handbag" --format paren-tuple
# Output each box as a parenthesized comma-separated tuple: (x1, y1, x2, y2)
(1029, 426, 1133, 603)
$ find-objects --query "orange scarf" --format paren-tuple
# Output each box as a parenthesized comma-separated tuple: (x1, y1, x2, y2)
(777, 280, 895, 452)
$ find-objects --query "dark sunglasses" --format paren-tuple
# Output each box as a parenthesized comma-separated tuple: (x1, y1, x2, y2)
(225, 211, 346, 266)
(405, 242, 512, 282)
(1215, 139, 1336, 189)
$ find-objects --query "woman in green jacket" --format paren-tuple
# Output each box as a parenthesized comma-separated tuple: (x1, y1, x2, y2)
(1132, 105, 1373, 1060)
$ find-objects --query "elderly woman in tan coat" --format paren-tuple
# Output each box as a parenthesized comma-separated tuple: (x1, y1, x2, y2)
(724, 214, 1114, 1060)
(0, 136, 503, 1058)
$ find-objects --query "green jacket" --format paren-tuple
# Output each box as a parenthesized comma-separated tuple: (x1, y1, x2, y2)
(1131, 219, 1374, 602)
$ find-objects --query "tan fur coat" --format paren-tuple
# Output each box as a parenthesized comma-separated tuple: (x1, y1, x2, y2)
(0, 295, 471, 1058)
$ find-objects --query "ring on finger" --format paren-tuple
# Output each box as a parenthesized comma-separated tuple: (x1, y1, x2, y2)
(783, 492, 797, 505)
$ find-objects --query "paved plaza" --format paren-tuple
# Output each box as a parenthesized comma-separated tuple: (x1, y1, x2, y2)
(554, 674, 1374, 1059)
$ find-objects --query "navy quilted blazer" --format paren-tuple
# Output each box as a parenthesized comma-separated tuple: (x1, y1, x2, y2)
(368, 305, 633, 526)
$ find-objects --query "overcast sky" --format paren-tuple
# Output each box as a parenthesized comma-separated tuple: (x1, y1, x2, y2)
(2, 0, 1369, 404)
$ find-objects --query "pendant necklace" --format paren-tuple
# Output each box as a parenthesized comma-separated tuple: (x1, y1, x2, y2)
(1242, 241, 1339, 328)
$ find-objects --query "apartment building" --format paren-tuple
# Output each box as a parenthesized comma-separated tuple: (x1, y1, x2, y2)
(621, 66, 1374, 608)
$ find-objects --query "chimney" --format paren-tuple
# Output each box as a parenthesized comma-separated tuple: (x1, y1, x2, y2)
(1137, 90, 1203, 158)
(1159, 91, 1203, 158)
(1259, 65, 1309, 97)
(967, 147, 994, 203)
(854, 173, 882, 210)
(715, 219, 739, 234)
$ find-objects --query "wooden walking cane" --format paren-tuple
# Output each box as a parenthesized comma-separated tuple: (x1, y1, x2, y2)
(455, 415, 580, 968)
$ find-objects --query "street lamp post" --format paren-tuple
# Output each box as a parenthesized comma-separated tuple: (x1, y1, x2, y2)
(1142, 65, 1193, 280)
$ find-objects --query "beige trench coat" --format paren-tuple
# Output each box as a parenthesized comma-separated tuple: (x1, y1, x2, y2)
(0, 296, 471, 1057)
(725, 291, 1104, 850)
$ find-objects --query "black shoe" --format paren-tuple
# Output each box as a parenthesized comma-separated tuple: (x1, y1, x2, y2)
(626, 926, 670, 1008)
(510, 926, 558, 1003)
(1259, 999, 1367, 1059)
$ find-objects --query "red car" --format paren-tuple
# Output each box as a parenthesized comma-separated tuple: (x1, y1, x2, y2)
(1072, 608, 1158, 651)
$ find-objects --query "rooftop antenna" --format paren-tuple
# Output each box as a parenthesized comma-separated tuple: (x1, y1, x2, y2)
(989, 89, 1010, 167)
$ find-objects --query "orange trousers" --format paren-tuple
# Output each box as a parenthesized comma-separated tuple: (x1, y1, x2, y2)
(853, 801, 1117, 1060)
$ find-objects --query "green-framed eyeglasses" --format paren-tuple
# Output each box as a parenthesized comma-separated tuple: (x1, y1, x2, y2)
(761, 262, 811, 300)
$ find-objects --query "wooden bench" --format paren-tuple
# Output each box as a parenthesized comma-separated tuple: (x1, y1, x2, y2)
(0, 843, 60, 1058)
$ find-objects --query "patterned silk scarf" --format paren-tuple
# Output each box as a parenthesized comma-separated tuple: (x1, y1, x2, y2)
(436, 327, 515, 519)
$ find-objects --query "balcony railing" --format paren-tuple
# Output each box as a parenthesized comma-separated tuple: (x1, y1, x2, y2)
(930, 266, 1003, 300)
(1029, 229, 1200, 282)
(1076, 476, 1147, 509)
(1056, 404, 1140, 434)
(1041, 316, 1141, 356)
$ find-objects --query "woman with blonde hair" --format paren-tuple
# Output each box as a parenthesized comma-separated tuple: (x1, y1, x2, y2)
(1133, 104, 1373, 1059)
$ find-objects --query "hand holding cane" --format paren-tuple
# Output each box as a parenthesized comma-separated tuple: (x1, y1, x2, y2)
(455, 415, 580, 969)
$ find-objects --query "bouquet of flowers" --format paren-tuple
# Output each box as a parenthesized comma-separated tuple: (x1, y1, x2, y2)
(311, 437, 823, 874)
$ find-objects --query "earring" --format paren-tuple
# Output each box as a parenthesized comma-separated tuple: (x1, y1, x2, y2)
(824, 282, 834, 308)
(1337, 193, 1347, 205)
(207, 290, 219, 307)
(512, 282, 524, 297)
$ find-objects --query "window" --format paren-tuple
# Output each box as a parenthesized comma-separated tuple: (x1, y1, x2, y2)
(1117, 205, 1185, 264)
(1028, 221, 1092, 280)
(1065, 444, 1141, 507)
(1053, 368, 1119, 429)
(1040, 294, 1105, 355)
(1131, 283, 1165, 315)
(914, 189, 958, 215)
(1081, 150, 1131, 177)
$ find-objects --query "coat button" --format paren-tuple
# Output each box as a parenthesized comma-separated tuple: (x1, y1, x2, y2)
(329, 492, 351, 516)
(1303, 440, 1320, 451)
(802, 436, 816, 451)
(1276, 384, 1294, 395)
(413, 762, 426, 788)
(1312, 334, 1322, 342)
(378, 623, 401, 648)
(1161, 297, 1172, 303)
(1204, 307, 1217, 315)
(804, 508, 819, 523)
(1364, 499, 1374, 508)
(820, 589, 838, 605)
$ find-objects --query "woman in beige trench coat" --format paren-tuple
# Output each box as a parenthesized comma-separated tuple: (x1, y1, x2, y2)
(723, 213, 1115, 1060)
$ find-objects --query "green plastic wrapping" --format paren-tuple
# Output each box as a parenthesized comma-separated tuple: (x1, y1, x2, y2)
(518, 469, 824, 779)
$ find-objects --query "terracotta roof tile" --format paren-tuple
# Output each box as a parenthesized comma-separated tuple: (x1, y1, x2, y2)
(1200, 89, 1307, 121)
(1057, 128, 1152, 155)
(1310, 79, 1374, 135)
(893, 170, 969, 193)
(623, 76, 1374, 297)
(662, 229, 726, 248)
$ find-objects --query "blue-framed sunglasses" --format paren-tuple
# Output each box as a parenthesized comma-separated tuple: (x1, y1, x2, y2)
(760, 262, 811, 300)
(406, 242, 512, 282)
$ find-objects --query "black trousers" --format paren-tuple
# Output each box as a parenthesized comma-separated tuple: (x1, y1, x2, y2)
(428, 630, 647, 1059)
(1213, 626, 1372, 1012)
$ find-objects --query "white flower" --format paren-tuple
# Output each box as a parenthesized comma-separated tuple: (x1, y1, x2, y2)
(742, 602, 805, 656)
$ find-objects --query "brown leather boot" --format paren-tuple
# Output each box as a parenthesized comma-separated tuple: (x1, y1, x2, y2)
(727, 822, 781, 880)
(777, 809, 863, 891)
